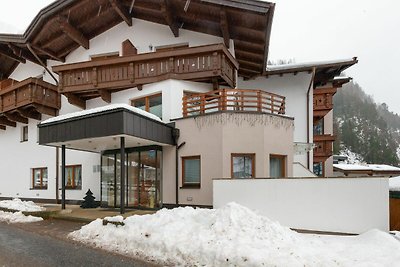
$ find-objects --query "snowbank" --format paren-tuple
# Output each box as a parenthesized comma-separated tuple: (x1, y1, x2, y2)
(0, 211, 43, 224)
(70, 203, 400, 266)
(389, 176, 400, 191)
(0, 198, 44, 212)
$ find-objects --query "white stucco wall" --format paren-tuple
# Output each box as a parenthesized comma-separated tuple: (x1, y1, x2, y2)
(214, 178, 389, 234)
(238, 73, 314, 169)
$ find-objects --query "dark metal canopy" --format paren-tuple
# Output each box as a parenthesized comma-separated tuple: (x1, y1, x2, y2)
(38, 107, 178, 152)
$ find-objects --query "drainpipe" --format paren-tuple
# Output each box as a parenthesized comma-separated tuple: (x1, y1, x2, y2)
(56, 147, 59, 203)
(306, 67, 316, 170)
(175, 141, 185, 206)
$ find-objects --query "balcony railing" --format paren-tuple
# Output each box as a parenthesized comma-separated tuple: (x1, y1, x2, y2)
(0, 78, 60, 126)
(313, 134, 336, 162)
(52, 44, 238, 107)
(182, 89, 286, 117)
(313, 87, 337, 118)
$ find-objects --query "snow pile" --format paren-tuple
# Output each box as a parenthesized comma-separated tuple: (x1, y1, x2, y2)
(70, 203, 400, 266)
(0, 198, 44, 212)
(0, 211, 43, 224)
(339, 147, 364, 164)
(389, 176, 400, 191)
(41, 104, 162, 125)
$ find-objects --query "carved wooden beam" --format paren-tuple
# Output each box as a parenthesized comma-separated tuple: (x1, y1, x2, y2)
(29, 44, 65, 62)
(220, 9, 230, 48)
(8, 44, 42, 66)
(65, 93, 86, 109)
(17, 108, 42, 121)
(32, 104, 58, 117)
(98, 89, 112, 103)
(109, 0, 133, 26)
(5, 112, 28, 124)
(161, 0, 179, 37)
(0, 46, 26, 64)
(58, 16, 89, 49)
(0, 116, 16, 127)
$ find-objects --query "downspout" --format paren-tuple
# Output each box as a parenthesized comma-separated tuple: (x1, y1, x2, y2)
(176, 141, 186, 206)
(56, 147, 59, 203)
(306, 67, 316, 170)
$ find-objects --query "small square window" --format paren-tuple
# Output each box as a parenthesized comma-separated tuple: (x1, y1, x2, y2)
(32, 168, 48, 189)
(231, 154, 255, 178)
(21, 126, 28, 142)
(182, 156, 201, 188)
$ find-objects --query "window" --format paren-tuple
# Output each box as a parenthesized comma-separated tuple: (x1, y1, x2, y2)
(313, 119, 324, 136)
(313, 162, 324, 177)
(182, 156, 201, 187)
(21, 126, 28, 142)
(131, 94, 162, 119)
(65, 165, 82, 189)
(32, 168, 48, 189)
(269, 155, 286, 178)
(231, 154, 255, 178)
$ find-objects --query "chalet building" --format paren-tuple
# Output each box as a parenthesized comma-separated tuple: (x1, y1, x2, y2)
(0, 0, 356, 211)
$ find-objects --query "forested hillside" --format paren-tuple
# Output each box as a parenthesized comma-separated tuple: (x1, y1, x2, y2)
(333, 81, 400, 166)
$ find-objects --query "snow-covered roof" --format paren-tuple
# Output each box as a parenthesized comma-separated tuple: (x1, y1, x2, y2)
(389, 176, 400, 191)
(41, 104, 162, 125)
(266, 58, 357, 72)
(334, 164, 400, 172)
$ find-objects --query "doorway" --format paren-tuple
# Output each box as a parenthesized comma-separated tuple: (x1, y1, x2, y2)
(101, 146, 162, 209)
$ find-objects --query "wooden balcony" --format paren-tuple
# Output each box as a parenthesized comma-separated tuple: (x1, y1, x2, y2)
(313, 134, 336, 162)
(0, 78, 60, 129)
(53, 44, 239, 109)
(182, 89, 286, 117)
(313, 87, 337, 120)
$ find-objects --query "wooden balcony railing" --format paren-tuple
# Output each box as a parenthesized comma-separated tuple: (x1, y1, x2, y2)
(53, 44, 238, 109)
(313, 134, 336, 162)
(182, 89, 286, 117)
(0, 78, 60, 128)
(313, 87, 337, 119)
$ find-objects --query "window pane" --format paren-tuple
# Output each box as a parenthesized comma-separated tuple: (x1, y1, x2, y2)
(313, 162, 323, 176)
(42, 169, 48, 187)
(66, 167, 73, 187)
(270, 157, 283, 178)
(33, 169, 41, 187)
(184, 158, 200, 184)
(133, 98, 146, 111)
(75, 166, 82, 188)
(149, 95, 162, 119)
(233, 156, 253, 178)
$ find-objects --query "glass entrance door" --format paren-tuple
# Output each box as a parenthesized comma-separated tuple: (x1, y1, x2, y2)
(101, 147, 162, 209)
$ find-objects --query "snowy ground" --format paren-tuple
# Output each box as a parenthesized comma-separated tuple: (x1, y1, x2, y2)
(0, 211, 43, 224)
(0, 198, 45, 212)
(70, 203, 400, 267)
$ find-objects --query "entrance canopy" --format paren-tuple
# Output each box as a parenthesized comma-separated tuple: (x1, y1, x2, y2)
(38, 104, 178, 152)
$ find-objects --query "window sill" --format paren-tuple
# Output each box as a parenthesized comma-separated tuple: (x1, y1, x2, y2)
(62, 187, 82, 190)
(180, 184, 201, 189)
(30, 187, 48, 190)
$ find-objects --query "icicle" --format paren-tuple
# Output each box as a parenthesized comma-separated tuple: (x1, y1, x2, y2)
(129, 0, 135, 14)
(184, 0, 191, 12)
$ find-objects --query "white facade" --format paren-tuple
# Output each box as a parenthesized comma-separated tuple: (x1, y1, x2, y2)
(0, 18, 311, 203)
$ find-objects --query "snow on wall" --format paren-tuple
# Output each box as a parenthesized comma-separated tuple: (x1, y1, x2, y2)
(214, 178, 389, 234)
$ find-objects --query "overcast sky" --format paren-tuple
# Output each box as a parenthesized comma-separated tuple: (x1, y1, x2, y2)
(0, 0, 399, 114)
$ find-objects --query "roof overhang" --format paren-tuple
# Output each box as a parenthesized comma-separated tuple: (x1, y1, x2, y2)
(0, 0, 275, 80)
(264, 57, 358, 86)
(38, 107, 178, 153)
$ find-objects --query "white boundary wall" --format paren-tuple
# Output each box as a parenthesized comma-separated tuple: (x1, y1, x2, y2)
(213, 178, 389, 234)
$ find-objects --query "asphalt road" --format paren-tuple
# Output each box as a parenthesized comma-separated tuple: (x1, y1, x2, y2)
(0, 221, 155, 267)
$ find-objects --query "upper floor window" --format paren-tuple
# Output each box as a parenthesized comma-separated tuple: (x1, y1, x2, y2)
(21, 126, 28, 142)
(231, 153, 255, 178)
(313, 119, 324, 136)
(270, 155, 286, 178)
(131, 94, 162, 119)
(65, 165, 82, 190)
(32, 167, 48, 189)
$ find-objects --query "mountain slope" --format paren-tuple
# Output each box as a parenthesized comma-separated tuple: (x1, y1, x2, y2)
(333, 81, 400, 166)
